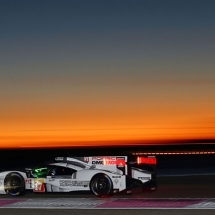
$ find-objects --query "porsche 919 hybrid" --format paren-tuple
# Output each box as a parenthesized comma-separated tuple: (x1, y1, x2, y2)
(0, 156, 156, 197)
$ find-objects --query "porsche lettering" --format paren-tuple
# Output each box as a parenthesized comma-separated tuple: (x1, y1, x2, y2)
(92, 157, 116, 161)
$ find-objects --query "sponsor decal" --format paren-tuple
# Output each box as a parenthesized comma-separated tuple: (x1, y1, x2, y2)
(25, 179, 31, 184)
(138, 177, 150, 180)
(116, 157, 126, 174)
(112, 176, 121, 178)
(92, 157, 116, 161)
(116, 157, 126, 167)
(92, 160, 118, 165)
(91, 157, 126, 166)
(92, 160, 103, 165)
(55, 157, 64, 161)
(25, 179, 32, 188)
(114, 179, 118, 185)
(84, 157, 89, 163)
(33, 179, 45, 192)
(59, 180, 86, 187)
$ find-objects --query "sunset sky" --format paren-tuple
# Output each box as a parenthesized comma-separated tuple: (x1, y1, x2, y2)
(0, 0, 215, 148)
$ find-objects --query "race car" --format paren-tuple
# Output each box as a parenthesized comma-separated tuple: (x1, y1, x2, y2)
(0, 155, 156, 197)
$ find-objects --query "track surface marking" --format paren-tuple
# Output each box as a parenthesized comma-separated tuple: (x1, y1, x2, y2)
(1, 198, 215, 209)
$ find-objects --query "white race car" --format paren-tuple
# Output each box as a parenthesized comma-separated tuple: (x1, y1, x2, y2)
(0, 156, 156, 197)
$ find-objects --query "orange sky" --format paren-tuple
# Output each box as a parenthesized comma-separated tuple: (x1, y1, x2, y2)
(1, 95, 215, 148)
(1, 1, 215, 148)
(1, 71, 215, 148)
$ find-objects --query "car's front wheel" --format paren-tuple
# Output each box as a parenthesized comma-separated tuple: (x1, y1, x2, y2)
(90, 173, 113, 197)
(4, 172, 25, 196)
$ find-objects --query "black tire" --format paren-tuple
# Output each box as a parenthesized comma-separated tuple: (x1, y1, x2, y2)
(90, 173, 113, 197)
(4, 172, 25, 196)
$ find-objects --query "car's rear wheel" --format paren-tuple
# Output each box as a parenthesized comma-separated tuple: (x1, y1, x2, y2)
(4, 172, 25, 196)
(90, 173, 113, 197)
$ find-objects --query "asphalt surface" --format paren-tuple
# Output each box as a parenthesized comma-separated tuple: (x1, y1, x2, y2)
(0, 209, 214, 215)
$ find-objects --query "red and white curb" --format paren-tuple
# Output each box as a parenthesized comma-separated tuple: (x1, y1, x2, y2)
(1, 198, 215, 209)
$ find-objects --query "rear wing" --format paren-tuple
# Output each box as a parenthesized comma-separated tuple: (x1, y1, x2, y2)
(128, 156, 156, 172)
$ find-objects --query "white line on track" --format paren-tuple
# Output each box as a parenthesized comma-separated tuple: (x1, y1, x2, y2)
(1, 198, 215, 209)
